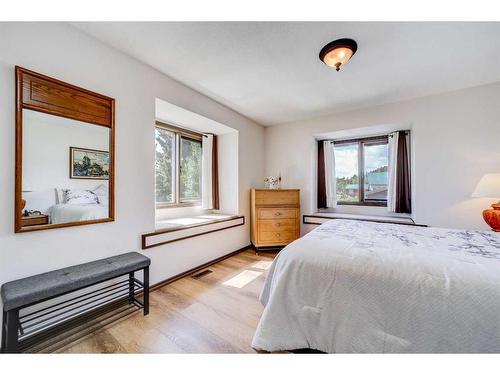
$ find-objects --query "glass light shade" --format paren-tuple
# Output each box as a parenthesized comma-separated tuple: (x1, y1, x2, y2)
(472, 173, 500, 198)
(323, 47, 354, 70)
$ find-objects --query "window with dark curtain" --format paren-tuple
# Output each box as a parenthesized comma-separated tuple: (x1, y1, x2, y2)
(395, 131, 411, 213)
(317, 140, 327, 209)
(211, 135, 220, 210)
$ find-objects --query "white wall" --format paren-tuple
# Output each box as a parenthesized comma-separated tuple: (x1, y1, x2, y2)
(265, 82, 500, 231)
(0, 23, 265, 310)
(23, 109, 110, 213)
(217, 132, 239, 214)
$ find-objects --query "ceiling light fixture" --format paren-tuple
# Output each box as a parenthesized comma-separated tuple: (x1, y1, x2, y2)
(319, 38, 358, 71)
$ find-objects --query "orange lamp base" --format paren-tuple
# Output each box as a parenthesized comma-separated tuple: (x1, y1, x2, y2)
(21, 198, 26, 216)
(482, 203, 500, 232)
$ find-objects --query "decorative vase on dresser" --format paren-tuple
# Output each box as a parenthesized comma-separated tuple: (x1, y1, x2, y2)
(250, 189, 300, 252)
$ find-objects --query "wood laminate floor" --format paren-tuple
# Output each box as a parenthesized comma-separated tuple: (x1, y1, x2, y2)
(59, 249, 277, 353)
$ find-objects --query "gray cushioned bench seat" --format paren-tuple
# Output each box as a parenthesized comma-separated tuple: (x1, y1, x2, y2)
(1, 252, 150, 311)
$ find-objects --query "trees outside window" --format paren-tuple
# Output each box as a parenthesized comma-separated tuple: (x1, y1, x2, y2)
(180, 137, 202, 201)
(155, 124, 202, 207)
(155, 127, 175, 204)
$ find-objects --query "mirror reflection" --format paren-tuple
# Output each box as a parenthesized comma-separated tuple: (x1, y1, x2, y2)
(21, 109, 110, 228)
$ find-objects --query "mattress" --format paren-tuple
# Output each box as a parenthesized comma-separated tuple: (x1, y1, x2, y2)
(251, 219, 500, 353)
(47, 203, 108, 224)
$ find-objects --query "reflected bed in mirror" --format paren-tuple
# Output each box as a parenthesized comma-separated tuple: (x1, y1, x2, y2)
(15, 67, 115, 233)
(22, 110, 110, 226)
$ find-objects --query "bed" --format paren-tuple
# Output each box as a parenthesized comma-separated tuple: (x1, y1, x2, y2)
(47, 203, 108, 224)
(251, 219, 500, 353)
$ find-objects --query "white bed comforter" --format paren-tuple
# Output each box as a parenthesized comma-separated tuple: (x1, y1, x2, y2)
(252, 219, 500, 353)
(47, 204, 108, 224)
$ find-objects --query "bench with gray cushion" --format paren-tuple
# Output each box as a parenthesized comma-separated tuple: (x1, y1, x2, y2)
(1, 252, 150, 353)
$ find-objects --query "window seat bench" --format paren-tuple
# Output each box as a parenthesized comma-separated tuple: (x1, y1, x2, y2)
(144, 214, 245, 249)
(303, 213, 425, 226)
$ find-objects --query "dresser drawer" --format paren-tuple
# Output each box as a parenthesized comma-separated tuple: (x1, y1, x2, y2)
(259, 230, 297, 243)
(258, 218, 296, 231)
(254, 190, 299, 206)
(258, 208, 297, 220)
(21, 214, 49, 227)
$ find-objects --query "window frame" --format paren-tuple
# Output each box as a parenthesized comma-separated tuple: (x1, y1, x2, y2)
(179, 135, 203, 203)
(155, 121, 203, 208)
(333, 135, 389, 207)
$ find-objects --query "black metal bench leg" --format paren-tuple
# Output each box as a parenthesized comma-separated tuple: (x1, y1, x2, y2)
(1, 309, 6, 353)
(5, 309, 19, 353)
(143, 266, 149, 316)
(128, 271, 135, 304)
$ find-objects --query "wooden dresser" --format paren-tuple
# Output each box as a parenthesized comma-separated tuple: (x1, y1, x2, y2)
(21, 214, 49, 227)
(250, 189, 300, 251)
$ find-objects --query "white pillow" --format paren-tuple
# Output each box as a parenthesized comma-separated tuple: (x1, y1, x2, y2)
(97, 195, 109, 206)
(92, 184, 108, 206)
(55, 188, 65, 204)
(62, 189, 99, 205)
(93, 184, 108, 197)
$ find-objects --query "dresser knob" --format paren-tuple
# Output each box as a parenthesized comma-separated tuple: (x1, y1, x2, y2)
(275, 212, 281, 216)
(275, 233, 280, 237)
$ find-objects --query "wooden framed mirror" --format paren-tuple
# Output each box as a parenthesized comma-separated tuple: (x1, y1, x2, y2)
(15, 66, 115, 233)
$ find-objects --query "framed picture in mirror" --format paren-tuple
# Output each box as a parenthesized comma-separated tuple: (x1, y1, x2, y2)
(15, 66, 115, 233)
(69, 147, 110, 180)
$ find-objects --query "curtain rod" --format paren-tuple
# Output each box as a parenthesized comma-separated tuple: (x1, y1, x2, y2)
(321, 130, 410, 143)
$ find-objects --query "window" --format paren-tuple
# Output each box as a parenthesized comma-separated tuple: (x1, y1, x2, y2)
(155, 122, 202, 207)
(180, 137, 202, 202)
(155, 127, 175, 204)
(334, 136, 389, 206)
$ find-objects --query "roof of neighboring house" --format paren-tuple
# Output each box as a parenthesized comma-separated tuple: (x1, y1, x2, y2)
(341, 172, 387, 191)
(366, 171, 387, 185)
(346, 184, 368, 190)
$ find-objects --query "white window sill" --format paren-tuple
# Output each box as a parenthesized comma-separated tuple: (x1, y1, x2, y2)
(155, 205, 211, 225)
(304, 212, 422, 226)
(155, 213, 237, 231)
(144, 214, 245, 249)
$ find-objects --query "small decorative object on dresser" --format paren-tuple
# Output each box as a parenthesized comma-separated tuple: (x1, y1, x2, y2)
(264, 175, 281, 189)
(472, 173, 500, 232)
(250, 189, 300, 252)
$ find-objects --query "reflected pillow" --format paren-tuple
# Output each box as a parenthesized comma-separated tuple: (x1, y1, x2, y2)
(93, 184, 108, 197)
(97, 195, 108, 206)
(55, 188, 65, 204)
(62, 189, 99, 205)
(92, 184, 108, 206)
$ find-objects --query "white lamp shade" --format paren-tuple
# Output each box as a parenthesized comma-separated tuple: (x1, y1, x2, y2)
(323, 47, 354, 68)
(472, 173, 500, 198)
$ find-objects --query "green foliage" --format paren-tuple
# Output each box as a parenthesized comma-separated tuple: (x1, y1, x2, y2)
(336, 174, 358, 189)
(336, 174, 359, 201)
(369, 165, 388, 174)
(336, 166, 388, 201)
(155, 129, 202, 203)
(155, 128, 174, 203)
(73, 155, 108, 177)
(180, 138, 201, 200)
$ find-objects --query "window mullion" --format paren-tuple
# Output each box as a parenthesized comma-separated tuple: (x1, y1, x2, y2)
(175, 133, 181, 205)
(359, 142, 365, 203)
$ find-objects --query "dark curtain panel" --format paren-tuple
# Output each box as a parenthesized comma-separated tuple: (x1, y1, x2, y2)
(395, 131, 411, 213)
(317, 140, 327, 209)
(212, 135, 220, 210)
